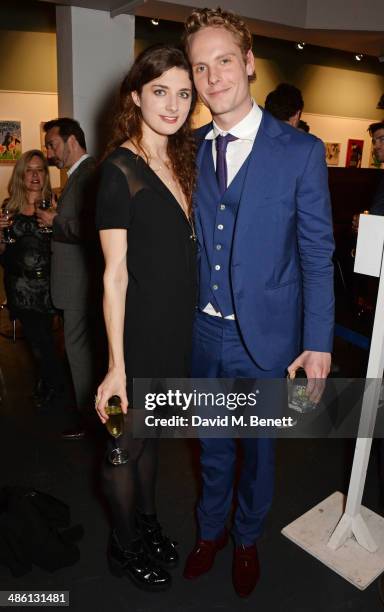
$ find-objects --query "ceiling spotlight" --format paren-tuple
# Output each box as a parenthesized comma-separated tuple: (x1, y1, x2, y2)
(295, 42, 306, 51)
(355, 53, 363, 62)
(151, 18, 159, 26)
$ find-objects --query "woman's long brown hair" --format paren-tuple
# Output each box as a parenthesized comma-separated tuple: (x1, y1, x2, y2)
(104, 44, 197, 214)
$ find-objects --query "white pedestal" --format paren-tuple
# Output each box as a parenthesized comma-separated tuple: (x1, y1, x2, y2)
(282, 492, 384, 590)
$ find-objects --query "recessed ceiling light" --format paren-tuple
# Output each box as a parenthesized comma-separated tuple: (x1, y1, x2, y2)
(151, 18, 159, 26)
(295, 42, 306, 51)
(355, 53, 363, 62)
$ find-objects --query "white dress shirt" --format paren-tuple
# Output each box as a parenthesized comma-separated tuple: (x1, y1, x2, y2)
(67, 153, 90, 177)
(202, 101, 263, 319)
(205, 100, 262, 187)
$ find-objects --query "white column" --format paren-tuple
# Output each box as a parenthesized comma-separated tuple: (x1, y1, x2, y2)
(55, 6, 135, 155)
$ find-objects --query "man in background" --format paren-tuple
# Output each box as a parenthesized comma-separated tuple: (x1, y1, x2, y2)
(368, 121, 384, 214)
(36, 118, 96, 439)
(265, 82, 304, 128)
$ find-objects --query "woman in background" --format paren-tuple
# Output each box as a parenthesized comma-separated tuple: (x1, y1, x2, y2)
(94, 44, 197, 591)
(0, 150, 63, 409)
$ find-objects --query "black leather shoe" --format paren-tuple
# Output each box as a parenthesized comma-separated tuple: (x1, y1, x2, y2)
(61, 428, 85, 440)
(108, 530, 171, 591)
(137, 514, 179, 569)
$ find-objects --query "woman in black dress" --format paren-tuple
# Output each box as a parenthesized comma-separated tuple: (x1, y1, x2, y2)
(94, 45, 197, 591)
(0, 150, 63, 408)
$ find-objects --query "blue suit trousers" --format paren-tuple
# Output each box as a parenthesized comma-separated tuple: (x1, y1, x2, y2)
(191, 311, 285, 545)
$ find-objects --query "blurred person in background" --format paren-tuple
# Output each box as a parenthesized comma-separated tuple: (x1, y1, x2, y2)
(0, 149, 64, 410)
(265, 82, 304, 128)
(369, 121, 384, 215)
(36, 118, 97, 439)
(298, 119, 310, 133)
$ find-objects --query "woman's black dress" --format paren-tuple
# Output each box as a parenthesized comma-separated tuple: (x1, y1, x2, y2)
(96, 147, 197, 388)
(95, 147, 197, 544)
(1, 212, 63, 395)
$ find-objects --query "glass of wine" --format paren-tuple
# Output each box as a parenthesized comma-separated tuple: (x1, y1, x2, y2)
(0, 209, 15, 244)
(287, 368, 318, 415)
(37, 198, 53, 234)
(105, 395, 129, 466)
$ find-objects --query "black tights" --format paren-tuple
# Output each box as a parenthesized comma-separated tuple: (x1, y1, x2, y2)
(102, 423, 158, 547)
(17, 310, 64, 392)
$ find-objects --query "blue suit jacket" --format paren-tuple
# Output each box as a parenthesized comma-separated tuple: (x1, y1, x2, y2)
(194, 110, 335, 371)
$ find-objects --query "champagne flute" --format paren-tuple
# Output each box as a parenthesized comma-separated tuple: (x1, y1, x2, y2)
(0, 209, 15, 244)
(36, 197, 53, 234)
(105, 395, 129, 466)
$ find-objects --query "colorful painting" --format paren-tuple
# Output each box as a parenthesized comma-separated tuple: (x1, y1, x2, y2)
(325, 142, 340, 166)
(345, 139, 364, 168)
(0, 120, 22, 163)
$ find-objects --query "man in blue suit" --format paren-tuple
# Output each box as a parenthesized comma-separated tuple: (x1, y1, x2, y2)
(182, 8, 335, 597)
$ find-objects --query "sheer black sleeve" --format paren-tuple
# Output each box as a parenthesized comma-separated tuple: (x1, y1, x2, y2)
(96, 160, 133, 230)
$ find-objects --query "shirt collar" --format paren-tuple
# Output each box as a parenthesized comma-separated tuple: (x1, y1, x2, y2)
(67, 153, 90, 177)
(205, 100, 262, 141)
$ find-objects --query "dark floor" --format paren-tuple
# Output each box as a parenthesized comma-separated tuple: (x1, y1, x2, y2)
(0, 319, 383, 611)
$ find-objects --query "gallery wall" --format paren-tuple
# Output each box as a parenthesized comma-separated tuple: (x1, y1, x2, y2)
(0, 17, 383, 202)
(0, 91, 59, 203)
(0, 31, 57, 93)
(300, 114, 380, 169)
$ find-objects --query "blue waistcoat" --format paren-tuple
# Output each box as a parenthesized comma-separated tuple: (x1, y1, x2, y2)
(196, 140, 251, 317)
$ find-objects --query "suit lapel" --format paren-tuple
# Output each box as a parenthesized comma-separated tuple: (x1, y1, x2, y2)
(239, 111, 289, 206)
(57, 157, 94, 209)
(57, 172, 75, 207)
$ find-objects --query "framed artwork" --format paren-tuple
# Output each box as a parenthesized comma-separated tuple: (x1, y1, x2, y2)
(345, 139, 364, 168)
(0, 120, 22, 164)
(325, 142, 340, 166)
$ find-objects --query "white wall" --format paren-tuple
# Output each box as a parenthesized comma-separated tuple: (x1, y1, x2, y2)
(301, 112, 382, 168)
(0, 90, 60, 203)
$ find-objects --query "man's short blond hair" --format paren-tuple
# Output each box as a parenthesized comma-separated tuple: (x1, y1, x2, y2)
(183, 7, 256, 82)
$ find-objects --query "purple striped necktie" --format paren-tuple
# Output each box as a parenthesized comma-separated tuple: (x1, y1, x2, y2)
(215, 133, 238, 196)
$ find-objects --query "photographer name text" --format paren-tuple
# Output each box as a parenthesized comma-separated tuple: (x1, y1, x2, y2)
(144, 415, 294, 428)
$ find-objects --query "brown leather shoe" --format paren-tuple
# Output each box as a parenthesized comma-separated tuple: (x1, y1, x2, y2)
(232, 544, 260, 598)
(183, 529, 228, 579)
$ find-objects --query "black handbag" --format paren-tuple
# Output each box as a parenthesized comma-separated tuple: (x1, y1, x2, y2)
(0, 486, 83, 576)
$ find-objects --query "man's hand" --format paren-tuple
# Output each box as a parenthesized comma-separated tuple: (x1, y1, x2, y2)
(35, 208, 58, 227)
(287, 351, 331, 403)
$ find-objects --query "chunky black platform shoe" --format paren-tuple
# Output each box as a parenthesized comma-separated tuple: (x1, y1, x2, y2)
(137, 513, 179, 569)
(107, 530, 171, 591)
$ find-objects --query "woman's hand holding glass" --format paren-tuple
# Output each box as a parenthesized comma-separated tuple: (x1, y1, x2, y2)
(95, 366, 128, 424)
(0, 209, 15, 244)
